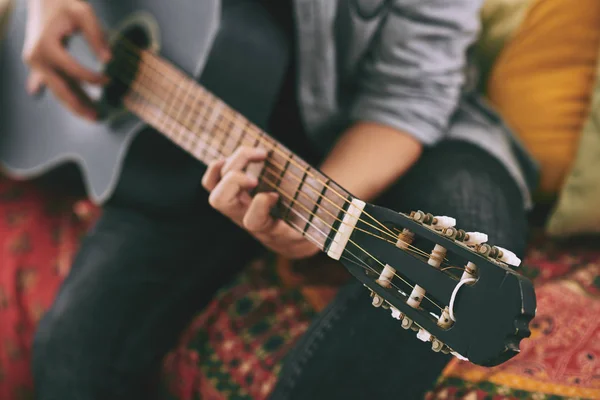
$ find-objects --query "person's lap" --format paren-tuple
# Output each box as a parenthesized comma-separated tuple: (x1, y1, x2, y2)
(32, 130, 528, 400)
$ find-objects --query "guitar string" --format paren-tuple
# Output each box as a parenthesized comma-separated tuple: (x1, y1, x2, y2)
(121, 55, 460, 272)
(109, 42, 458, 268)
(108, 37, 443, 257)
(280, 197, 427, 315)
(126, 93, 444, 312)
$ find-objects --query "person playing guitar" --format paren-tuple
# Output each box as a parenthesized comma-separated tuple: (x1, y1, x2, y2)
(22, 0, 538, 398)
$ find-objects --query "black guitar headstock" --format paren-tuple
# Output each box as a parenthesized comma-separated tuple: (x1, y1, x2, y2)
(337, 201, 536, 367)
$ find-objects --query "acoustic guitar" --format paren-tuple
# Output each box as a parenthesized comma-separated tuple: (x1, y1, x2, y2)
(0, 0, 535, 367)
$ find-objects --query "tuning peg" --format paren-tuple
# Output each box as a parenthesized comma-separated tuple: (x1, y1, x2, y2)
(416, 328, 432, 343)
(432, 216, 456, 229)
(407, 285, 426, 309)
(496, 246, 521, 267)
(396, 229, 415, 250)
(376, 265, 395, 288)
(437, 307, 453, 329)
(463, 232, 488, 246)
(410, 210, 434, 225)
(390, 307, 403, 320)
(460, 262, 478, 281)
(428, 244, 446, 268)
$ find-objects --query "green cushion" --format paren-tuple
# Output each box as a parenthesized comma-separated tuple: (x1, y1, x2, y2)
(546, 53, 600, 237)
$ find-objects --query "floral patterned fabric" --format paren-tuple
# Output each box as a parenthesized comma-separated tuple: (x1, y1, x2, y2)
(1, 174, 600, 400)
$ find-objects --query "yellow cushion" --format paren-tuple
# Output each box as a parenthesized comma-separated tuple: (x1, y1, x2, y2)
(487, 0, 600, 195)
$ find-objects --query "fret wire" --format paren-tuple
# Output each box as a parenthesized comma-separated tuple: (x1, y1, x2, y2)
(187, 89, 205, 158)
(171, 74, 189, 141)
(222, 112, 243, 156)
(195, 88, 214, 163)
(207, 103, 226, 162)
(304, 174, 329, 234)
(283, 160, 308, 221)
(215, 110, 231, 159)
(199, 92, 215, 162)
(217, 110, 234, 157)
(179, 79, 198, 148)
(160, 59, 179, 139)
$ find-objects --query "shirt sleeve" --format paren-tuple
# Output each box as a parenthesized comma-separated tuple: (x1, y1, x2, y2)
(349, 0, 483, 145)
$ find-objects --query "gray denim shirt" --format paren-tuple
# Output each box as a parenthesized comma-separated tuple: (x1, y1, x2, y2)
(292, 0, 539, 208)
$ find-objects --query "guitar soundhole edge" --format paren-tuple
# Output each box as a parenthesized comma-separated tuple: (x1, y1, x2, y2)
(100, 25, 152, 114)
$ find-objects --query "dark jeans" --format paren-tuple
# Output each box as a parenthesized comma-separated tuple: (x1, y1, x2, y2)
(32, 130, 528, 400)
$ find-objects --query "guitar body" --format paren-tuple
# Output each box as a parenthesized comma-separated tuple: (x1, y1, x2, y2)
(0, 0, 289, 203)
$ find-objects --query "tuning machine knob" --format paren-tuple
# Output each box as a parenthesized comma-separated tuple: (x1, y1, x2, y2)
(463, 232, 488, 246)
(496, 246, 521, 267)
(390, 307, 403, 320)
(431, 216, 456, 230)
(478, 244, 521, 267)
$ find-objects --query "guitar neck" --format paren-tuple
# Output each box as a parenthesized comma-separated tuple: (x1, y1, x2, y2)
(121, 49, 354, 255)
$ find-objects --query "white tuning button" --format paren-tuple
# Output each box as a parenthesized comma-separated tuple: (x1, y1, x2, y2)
(390, 307, 403, 320)
(417, 328, 432, 343)
(464, 232, 488, 246)
(433, 216, 456, 229)
(496, 246, 521, 267)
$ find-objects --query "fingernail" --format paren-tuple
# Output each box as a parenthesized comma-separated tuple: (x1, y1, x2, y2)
(256, 148, 268, 156)
(248, 175, 258, 185)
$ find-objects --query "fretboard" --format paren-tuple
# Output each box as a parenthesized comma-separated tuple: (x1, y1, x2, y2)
(119, 49, 352, 253)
